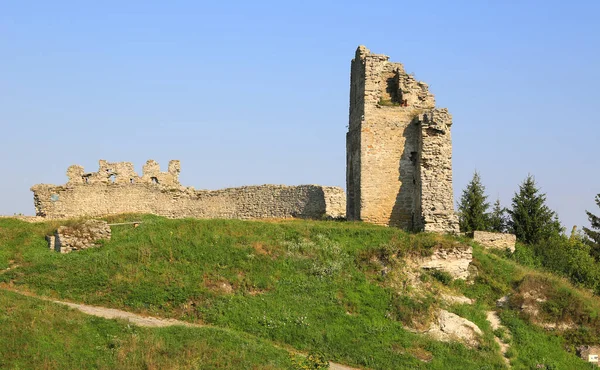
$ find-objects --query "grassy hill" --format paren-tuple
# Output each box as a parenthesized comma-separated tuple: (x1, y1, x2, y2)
(0, 215, 597, 369)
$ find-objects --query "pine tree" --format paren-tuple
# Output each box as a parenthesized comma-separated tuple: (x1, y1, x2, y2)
(457, 171, 490, 233)
(507, 175, 562, 244)
(488, 198, 507, 233)
(583, 194, 600, 259)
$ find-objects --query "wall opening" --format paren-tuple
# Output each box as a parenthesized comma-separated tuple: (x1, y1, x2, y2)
(151, 177, 159, 184)
(109, 174, 116, 183)
(379, 72, 401, 105)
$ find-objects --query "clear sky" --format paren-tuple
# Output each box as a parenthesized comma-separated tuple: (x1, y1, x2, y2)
(1, 1, 598, 230)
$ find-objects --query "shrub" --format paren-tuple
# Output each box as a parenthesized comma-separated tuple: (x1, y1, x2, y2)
(291, 351, 329, 369)
(429, 270, 453, 285)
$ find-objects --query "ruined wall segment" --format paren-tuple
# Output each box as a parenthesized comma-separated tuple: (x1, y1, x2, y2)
(473, 231, 516, 252)
(415, 109, 460, 233)
(32, 160, 346, 220)
(346, 46, 459, 233)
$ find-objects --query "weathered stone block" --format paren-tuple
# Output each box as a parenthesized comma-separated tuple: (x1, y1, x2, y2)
(473, 231, 516, 252)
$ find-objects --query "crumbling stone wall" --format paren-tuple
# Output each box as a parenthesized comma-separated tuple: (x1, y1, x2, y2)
(346, 46, 459, 233)
(473, 231, 517, 252)
(32, 160, 346, 220)
(46, 220, 111, 253)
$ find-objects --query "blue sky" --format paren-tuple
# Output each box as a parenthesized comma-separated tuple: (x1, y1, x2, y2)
(1, 0, 598, 230)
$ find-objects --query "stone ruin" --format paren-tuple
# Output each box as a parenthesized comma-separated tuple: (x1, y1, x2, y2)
(46, 219, 111, 253)
(473, 231, 517, 252)
(31, 159, 346, 221)
(30, 46, 461, 233)
(346, 46, 459, 233)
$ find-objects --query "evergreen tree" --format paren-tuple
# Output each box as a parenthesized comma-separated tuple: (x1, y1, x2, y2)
(457, 171, 490, 233)
(488, 198, 507, 233)
(507, 175, 562, 244)
(583, 194, 600, 259)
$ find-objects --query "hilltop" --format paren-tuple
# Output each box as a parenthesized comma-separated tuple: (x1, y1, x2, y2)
(0, 215, 597, 369)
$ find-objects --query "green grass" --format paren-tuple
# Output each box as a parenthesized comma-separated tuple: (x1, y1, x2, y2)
(0, 215, 597, 369)
(500, 310, 588, 369)
(0, 289, 293, 369)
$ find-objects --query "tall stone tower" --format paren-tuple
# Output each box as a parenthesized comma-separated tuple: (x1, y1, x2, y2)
(346, 46, 459, 233)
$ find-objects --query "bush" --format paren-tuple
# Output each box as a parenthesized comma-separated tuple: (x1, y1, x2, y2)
(512, 243, 541, 267)
(429, 270, 453, 285)
(291, 351, 329, 369)
(512, 235, 600, 294)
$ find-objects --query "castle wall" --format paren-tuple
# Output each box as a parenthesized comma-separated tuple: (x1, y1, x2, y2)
(31, 160, 346, 220)
(347, 46, 459, 232)
(416, 110, 460, 233)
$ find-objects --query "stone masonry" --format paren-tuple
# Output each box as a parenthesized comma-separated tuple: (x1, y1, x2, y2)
(346, 46, 459, 233)
(31, 160, 346, 220)
(46, 220, 111, 253)
(473, 231, 517, 252)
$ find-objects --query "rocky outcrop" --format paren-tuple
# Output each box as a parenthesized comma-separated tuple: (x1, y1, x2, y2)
(425, 309, 483, 347)
(441, 293, 473, 305)
(474, 231, 516, 252)
(47, 220, 111, 253)
(416, 246, 472, 280)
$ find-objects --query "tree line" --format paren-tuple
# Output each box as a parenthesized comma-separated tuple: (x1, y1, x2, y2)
(458, 171, 600, 292)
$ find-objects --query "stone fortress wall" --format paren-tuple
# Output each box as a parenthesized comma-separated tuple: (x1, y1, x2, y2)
(31, 160, 346, 220)
(346, 46, 459, 233)
(30, 46, 460, 233)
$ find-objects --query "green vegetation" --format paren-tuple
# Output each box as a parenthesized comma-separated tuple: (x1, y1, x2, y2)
(489, 198, 508, 233)
(377, 98, 400, 106)
(460, 245, 597, 368)
(512, 234, 600, 295)
(583, 193, 600, 259)
(457, 171, 490, 233)
(291, 351, 330, 370)
(0, 215, 598, 369)
(457, 171, 600, 303)
(0, 289, 294, 369)
(507, 175, 562, 244)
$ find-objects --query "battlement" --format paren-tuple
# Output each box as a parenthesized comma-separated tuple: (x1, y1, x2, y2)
(65, 159, 181, 188)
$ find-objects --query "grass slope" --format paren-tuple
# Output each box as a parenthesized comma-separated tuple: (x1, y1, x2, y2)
(0, 289, 293, 369)
(0, 215, 595, 369)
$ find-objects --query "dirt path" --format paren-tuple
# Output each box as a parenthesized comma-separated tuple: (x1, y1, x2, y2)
(486, 310, 511, 367)
(56, 300, 202, 328)
(1, 287, 359, 370)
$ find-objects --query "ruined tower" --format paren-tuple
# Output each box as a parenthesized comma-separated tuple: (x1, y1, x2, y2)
(346, 46, 459, 233)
